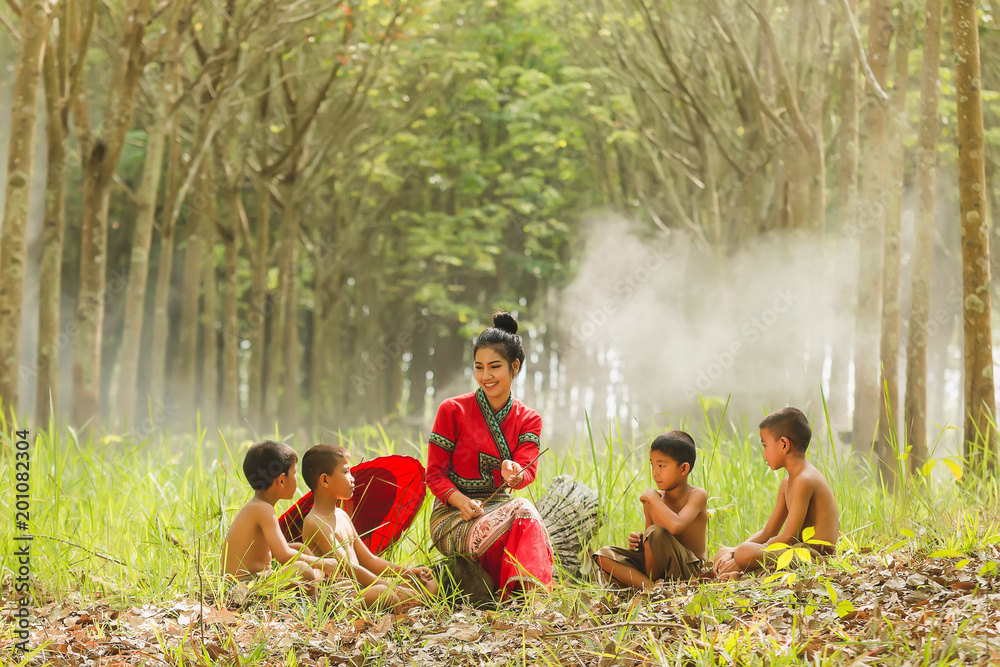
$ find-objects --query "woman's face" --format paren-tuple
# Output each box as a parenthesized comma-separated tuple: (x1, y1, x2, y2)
(474, 346, 519, 403)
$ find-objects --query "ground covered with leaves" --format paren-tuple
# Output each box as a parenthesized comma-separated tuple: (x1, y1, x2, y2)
(5, 543, 1000, 666)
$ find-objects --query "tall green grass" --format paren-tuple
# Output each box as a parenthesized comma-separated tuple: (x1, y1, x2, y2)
(2, 402, 1000, 664)
(1, 402, 994, 603)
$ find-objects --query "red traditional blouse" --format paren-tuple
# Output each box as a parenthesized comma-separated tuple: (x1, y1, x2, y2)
(426, 388, 542, 503)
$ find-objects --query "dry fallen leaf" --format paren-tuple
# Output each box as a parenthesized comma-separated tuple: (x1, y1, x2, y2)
(371, 614, 393, 638)
(203, 608, 238, 625)
(424, 623, 480, 644)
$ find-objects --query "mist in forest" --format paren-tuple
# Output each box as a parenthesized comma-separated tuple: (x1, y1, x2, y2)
(553, 201, 965, 449)
(555, 217, 841, 424)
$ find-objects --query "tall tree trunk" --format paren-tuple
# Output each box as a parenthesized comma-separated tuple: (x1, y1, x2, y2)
(175, 160, 208, 428)
(276, 190, 301, 430)
(788, 0, 811, 236)
(248, 182, 271, 428)
(113, 74, 171, 427)
(0, 0, 50, 419)
(787, 146, 809, 232)
(952, 0, 998, 469)
(805, 8, 831, 404)
(35, 36, 67, 427)
(201, 226, 219, 434)
(308, 278, 323, 434)
(339, 305, 358, 422)
(876, 5, 913, 483)
(928, 312, 950, 427)
(851, 0, 892, 458)
(830, 0, 860, 435)
(70, 0, 152, 427)
(149, 111, 180, 411)
(407, 316, 431, 419)
(323, 264, 347, 423)
(309, 238, 330, 434)
(360, 233, 387, 425)
(904, 0, 942, 474)
(382, 296, 405, 419)
(219, 189, 240, 427)
(264, 271, 283, 429)
(70, 0, 151, 427)
(246, 68, 272, 429)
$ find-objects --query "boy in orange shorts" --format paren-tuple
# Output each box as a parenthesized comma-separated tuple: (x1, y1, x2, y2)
(301, 445, 438, 612)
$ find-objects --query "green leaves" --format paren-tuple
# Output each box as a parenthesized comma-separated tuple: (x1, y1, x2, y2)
(764, 542, 813, 571)
(825, 581, 838, 604)
(835, 600, 856, 618)
(776, 548, 796, 571)
(354, 0, 597, 321)
(920, 457, 964, 480)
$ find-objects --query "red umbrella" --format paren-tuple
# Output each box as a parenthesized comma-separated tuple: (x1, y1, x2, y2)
(279, 455, 426, 555)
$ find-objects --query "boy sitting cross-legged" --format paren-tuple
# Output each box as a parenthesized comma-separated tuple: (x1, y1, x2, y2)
(713, 407, 839, 580)
(301, 445, 438, 612)
(223, 440, 339, 584)
(593, 431, 709, 589)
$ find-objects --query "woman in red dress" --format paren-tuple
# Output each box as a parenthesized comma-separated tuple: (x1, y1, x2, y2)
(426, 311, 553, 597)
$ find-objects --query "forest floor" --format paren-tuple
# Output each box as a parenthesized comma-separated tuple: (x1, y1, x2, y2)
(2, 412, 1000, 665)
(7, 544, 1000, 666)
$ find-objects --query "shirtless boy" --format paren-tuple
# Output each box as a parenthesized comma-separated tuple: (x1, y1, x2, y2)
(593, 431, 708, 589)
(713, 407, 839, 580)
(223, 440, 337, 583)
(301, 445, 438, 612)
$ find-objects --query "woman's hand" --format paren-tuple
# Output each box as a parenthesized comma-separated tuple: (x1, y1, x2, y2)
(460, 497, 484, 521)
(500, 459, 523, 487)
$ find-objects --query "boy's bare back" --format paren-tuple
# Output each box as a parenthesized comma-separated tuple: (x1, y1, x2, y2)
(781, 461, 838, 549)
(712, 409, 839, 580)
(223, 498, 283, 578)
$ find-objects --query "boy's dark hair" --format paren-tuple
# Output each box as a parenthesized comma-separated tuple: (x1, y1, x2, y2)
(650, 430, 697, 470)
(302, 444, 350, 491)
(243, 440, 298, 491)
(759, 407, 812, 452)
(473, 311, 525, 374)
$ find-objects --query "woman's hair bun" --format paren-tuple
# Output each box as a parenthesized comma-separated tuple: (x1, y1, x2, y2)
(492, 311, 518, 335)
(474, 310, 525, 370)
